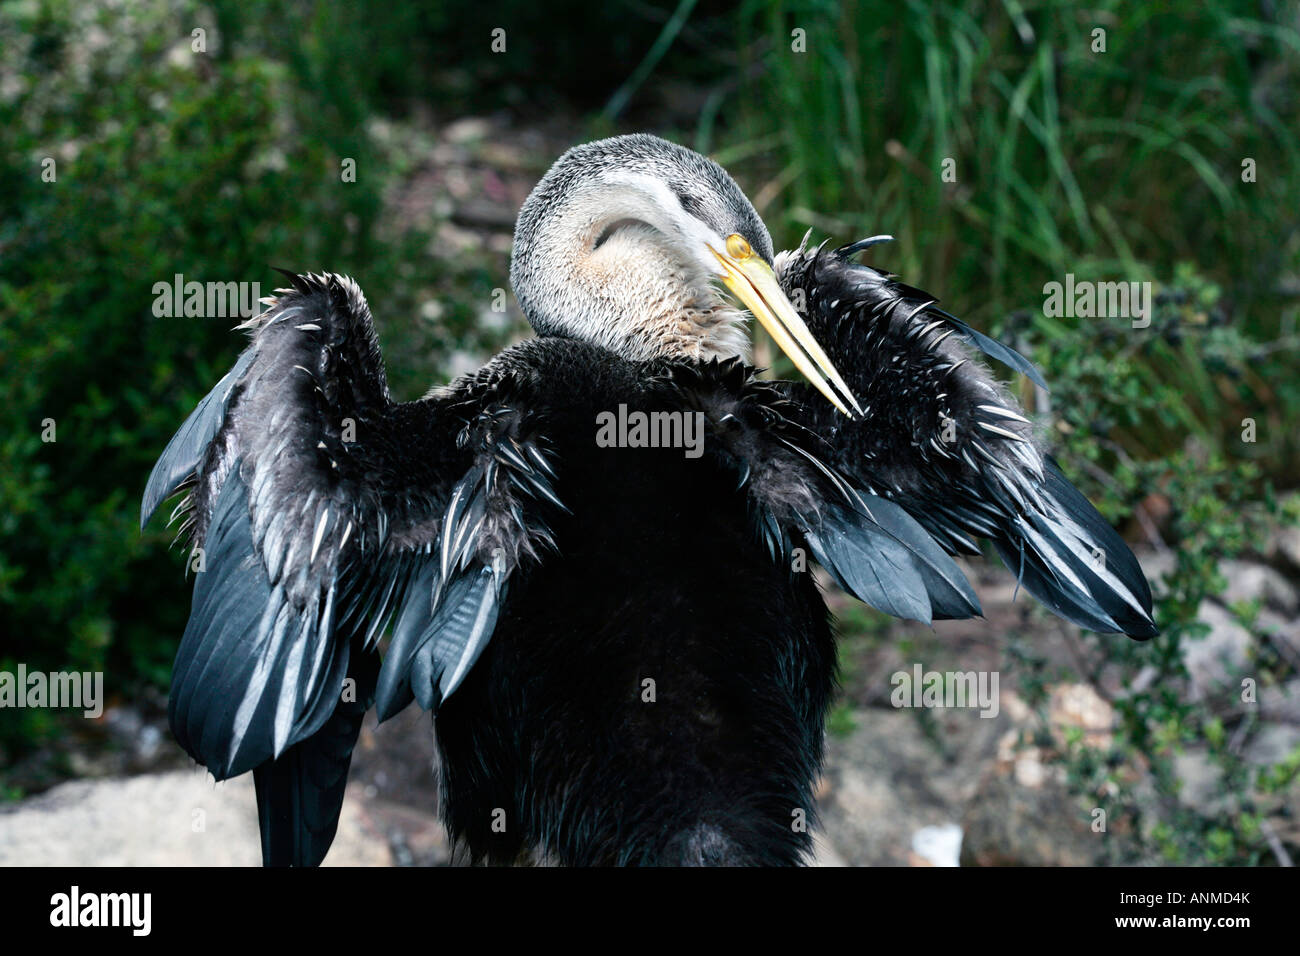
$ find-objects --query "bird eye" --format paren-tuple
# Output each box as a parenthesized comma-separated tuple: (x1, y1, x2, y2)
(725, 234, 753, 260)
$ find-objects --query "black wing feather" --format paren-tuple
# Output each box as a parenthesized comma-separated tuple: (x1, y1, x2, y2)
(776, 236, 1156, 639)
(804, 496, 981, 624)
(374, 428, 561, 719)
(831, 235, 1046, 388)
(143, 272, 563, 865)
(168, 466, 351, 779)
(993, 459, 1156, 636)
(933, 307, 1048, 389)
(252, 641, 379, 867)
(378, 561, 506, 718)
(671, 359, 982, 627)
(141, 348, 256, 530)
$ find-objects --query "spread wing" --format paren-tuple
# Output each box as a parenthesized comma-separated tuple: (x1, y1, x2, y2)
(656, 359, 981, 628)
(141, 272, 564, 865)
(775, 237, 1157, 639)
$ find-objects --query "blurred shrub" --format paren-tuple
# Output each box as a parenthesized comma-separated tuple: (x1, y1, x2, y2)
(1037, 270, 1296, 864)
(204, 0, 741, 115)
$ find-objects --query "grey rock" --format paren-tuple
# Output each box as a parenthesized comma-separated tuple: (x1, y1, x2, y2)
(959, 765, 1103, 866)
(911, 823, 963, 866)
(1260, 677, 1300, 724)
(1138, 550, 1177, 598)
(1182, 601, 1253, 700)
(819, 706, 1004, 866)
(1243, 723, 1300, 766)
(1172, 749, 1225, 812)
(1220, 560, 1299, 616)
(0, 770, 391, 866)
(1273, 524, 1300, 575)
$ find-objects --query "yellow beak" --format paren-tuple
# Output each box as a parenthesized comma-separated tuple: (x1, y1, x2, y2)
(711, 245, 862, 418)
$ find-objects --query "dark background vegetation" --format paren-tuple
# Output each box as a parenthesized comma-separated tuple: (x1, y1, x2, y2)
(2, 0, 1298, 863)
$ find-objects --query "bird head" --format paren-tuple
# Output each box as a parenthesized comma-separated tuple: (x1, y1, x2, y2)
(510, 134, 859, 415)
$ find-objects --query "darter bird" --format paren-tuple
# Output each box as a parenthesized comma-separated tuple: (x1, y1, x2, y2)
(141, 133, 1157, 866)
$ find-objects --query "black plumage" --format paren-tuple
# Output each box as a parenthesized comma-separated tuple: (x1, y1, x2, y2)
(776, 237, 1157, 638)
(141, 134, 1156, 867)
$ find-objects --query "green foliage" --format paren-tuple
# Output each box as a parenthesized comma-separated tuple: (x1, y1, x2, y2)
(1010, 276, 1295, 864)
(826, 702, 857, 738)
